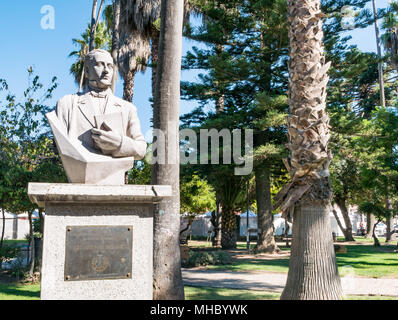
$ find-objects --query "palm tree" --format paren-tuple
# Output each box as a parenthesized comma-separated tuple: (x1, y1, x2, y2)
(382, 2, 398, 72)
(89, 0, 106, 51)
(114, 0, 160, 102)
(114, 0, 192, 102)
(69, 22, 111, 91)
(372, 0, 386, 107)
(274, 0, 343, 300)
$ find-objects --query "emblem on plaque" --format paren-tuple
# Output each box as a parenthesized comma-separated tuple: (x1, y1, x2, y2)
(91, 254, 110, 273)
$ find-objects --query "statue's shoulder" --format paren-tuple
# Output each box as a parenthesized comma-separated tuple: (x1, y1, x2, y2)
(57, 93, 82, 106)
(113, 95, 137, 112)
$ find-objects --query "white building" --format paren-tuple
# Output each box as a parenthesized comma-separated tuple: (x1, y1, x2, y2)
(0, 211, 39, 240)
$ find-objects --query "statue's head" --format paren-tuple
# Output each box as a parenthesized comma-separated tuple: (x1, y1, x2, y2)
(84, 49, 114, 90)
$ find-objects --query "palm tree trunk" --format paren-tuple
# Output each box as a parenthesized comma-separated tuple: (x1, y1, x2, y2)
(372, 0, 386, 107)
(79, 68, 85, 93)
(123, 69, 136, 102)
(152, 0, 184, 300)
(255, 166, 279, 253)
(89, 0, 105, 52)
(221, 207, 237, 249)
(89, 0, 99, 51)
(279, 0, 343, 300)
(111, 0, 121, 94)
(151, 29, 160, 108)
(281, 204, 342, 299)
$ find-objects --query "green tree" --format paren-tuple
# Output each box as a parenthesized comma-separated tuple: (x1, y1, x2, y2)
(0, 70, 65, 277)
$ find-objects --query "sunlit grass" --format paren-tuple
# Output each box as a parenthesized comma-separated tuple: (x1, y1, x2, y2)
(185, 286, 398, 300)
(189, 239, 398, 278)
(0, 283, 40, 300)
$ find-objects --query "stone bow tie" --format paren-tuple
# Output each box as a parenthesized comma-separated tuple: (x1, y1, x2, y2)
(90, 91, 108, 99)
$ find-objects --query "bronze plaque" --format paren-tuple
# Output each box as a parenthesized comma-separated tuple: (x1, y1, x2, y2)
(64, 225, 132, 281)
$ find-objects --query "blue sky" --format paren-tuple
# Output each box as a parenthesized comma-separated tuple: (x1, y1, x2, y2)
(0, 0, 391, 138)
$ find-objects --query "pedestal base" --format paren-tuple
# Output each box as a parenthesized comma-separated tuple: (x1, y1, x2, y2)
(28, 183, 172, 300)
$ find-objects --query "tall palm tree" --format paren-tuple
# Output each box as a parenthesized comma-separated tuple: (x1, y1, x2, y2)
(382, 2, 398, 72)
(114, 0, 192, 103)
(114, 0, 160, 102)
(372, 0, 386, 107)
(274, 0, 343, 300)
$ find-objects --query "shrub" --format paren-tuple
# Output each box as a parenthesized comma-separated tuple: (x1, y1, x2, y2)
(183, 251, 232, 267)
(0, 244, 21, 270)
(9, 255, 28, 280)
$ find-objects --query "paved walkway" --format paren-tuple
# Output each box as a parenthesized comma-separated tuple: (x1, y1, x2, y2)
(182, 268, 398, 296)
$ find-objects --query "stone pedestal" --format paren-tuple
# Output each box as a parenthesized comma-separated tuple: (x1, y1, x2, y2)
(28, 183, 171, 300)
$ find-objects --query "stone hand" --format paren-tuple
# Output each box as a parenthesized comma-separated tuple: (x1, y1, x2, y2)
(91, 126, 122, 152)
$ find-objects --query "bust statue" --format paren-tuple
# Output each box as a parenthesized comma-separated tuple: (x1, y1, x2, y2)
(46, 49, 147, 185)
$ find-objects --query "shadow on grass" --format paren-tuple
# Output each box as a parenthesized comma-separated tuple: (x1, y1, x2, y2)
(0, 284, 40, 299)
(185, 286, 280, 300)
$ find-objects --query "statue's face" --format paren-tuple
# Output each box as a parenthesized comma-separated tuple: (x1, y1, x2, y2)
(86, 52, 114, 89)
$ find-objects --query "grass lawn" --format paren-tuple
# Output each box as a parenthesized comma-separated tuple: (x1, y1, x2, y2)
(0, 283, 40, 300)
(189, 240, 398, 278)
(185, 286, 280, 300)
(2, 240, 28, 246)
(0, 282, 395, 300)
(184, 286, 398, 300)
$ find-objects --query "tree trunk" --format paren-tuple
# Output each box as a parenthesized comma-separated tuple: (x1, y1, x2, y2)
(111, 0, 121, 93)
(215, 44, 225, 113)
(211, 199, 222, 248)
(0, 207, 5, 252)
(278, 0, 343, 299)
(373, 220, 381, 247)
(89, 0, 98, 52)
(386, 199, 393, 243)
(366, 213, 376, 238)
(37, 209, 44, 273)
(332, 208, 345, 238)
(281, 204, 343, 300)
(284, 218, 290, 247)
(151, 29, 160, 108)
(335, 199, 355, 241)
(79, 68, 85, 93)
(255, 166, 279, 253)
(28, 211, 35, 277)
(372, 0, 386, 107)
(89, 0, 105, 52)
(123, 69, 136, 102)
(221, 207, 237, 250)
(152, 0, 184, 300)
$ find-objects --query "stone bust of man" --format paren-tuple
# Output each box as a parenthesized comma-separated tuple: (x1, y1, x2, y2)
(55, 49, 147, 159)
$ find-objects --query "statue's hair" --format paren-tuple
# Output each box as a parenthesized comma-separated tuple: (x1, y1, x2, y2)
(84, 49, 113, 69)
